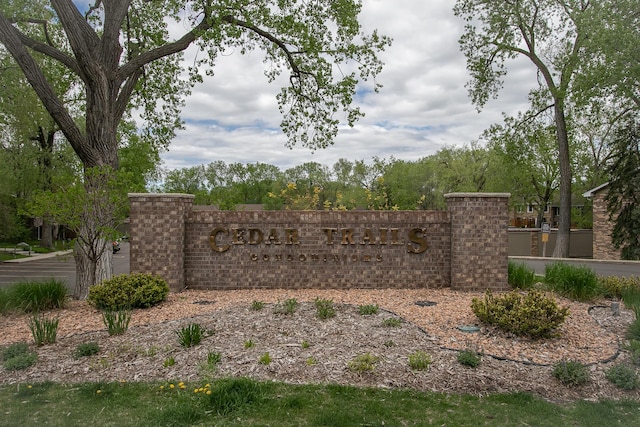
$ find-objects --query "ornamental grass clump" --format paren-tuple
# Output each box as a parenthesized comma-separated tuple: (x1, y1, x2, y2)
(457, 349, 482, 368)
(102, 309, 131, 336)
(358, 304, 379, 315)
(28, 313, 59, 345)
(273, 298, 298, 315)
(544, 262, 601, 302)
(508, 261, 536, 290)
(176, 323, 206, 347)
(471, 290, 569, 339)
(8, 279, 67, 312)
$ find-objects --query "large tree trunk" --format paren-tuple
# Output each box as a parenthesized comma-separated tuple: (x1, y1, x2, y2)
(41, 218, 54, 249)
(552, 103, 572, 258)
(74, 237, 112, 300)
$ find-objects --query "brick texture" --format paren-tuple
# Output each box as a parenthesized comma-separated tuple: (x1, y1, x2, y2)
(128, 193, 510, 292)
(592, 191, 622, 260)
(446, 193, 510, 291)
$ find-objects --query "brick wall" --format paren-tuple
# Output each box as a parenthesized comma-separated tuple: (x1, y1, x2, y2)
(129, 193, 510, 292)
(446, 193, 510, 290)
(592, 191, 622, 260)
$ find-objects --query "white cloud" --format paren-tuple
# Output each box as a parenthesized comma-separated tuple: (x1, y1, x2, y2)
(160, 0, 536, 171)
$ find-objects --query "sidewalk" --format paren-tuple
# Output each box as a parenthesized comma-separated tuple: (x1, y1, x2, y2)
(1, 250, 73, 263)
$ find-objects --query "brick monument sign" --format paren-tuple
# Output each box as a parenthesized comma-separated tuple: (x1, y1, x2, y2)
(128, 193, 510, 292)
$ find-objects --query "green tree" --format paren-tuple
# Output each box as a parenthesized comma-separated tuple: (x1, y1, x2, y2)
(605, 119, 640, 260)
(0, 0, 389, 298)
(454, 0, 593, 257)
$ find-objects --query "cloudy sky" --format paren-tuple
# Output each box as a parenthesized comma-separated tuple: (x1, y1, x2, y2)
(117, 1, 537, 171)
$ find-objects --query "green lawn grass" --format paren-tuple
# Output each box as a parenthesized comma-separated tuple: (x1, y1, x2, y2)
(1, 379, 638, 426)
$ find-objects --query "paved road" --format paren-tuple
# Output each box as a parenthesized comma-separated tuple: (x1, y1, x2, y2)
(0, 242, 130, 291)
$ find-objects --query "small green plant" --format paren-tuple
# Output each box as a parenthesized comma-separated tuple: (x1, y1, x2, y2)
(358, 304, 379, 315)
(244, 339, 255, 349)
(102, 309, 131, 336)
(605, 364, 639, 390)
(2, 341, 37, 371)
(384, 340, 395, 347)
(314, 298, 336, 319)
(471, 290, 569, 339)
(306, 356, 317, 365)
(28, 313, 59, 345)
(508, 261, 536, 290)
(301, 340, 310, 349)
(552, 360, 590, 386)
(626, 318, 640, 341)
(74, 342, 100, 358)
(625, 340, 640, 365)
(408, 351, 431, 371)
(87, 273, 169, 310)
(250, 300, 265, 311)
(163, 356, 175, 367)
(381, 317, 402, 328)
(621, 287, 640, 319)
(259, 352, 272, 365)
(176, 323, 206, 347)
(544, 262, 601, 302)
(207, 351, 222, 367)
(457, 349, 482, 368)
(348, 353, 379, 373)
(274, 298, 298, 315)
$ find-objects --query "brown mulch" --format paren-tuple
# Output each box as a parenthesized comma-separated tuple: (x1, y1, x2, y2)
(1, 288, 639, 403)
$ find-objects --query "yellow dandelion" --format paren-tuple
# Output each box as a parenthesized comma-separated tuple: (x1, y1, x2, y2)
(169, 384, 175, 389)
(206, 390, 212, 395)
(160, 385, 164, 390)
(96, 390, 102, 394)
(205, 383, 210, 388)
(27, 385, 32, 389)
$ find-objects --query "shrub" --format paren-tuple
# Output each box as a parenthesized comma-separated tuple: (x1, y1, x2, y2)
(87, 273, 168, 310)
(348, 353, 379, 373)
(7, 279, 67, 312)
(471, 290, 569, 339)
(552, 360, 590, 386)
(314, 298, 336, 319)
(508, 261, 536, 290)
(457, 349, 482, 368)
(0, 288, 10, 314)
(599, 276, 640, 299)
(74, 342, 100, 358)
(605, 364, 639, 390)
(358, 304, 379, 315)
(544, 262, 601, 302)
(408, 351, 431, 371)
(28, 313, 59, 345)
(102, 309, 131, 336)
(2, 341, 37, 371)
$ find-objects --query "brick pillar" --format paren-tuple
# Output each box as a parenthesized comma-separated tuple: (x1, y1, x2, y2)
(128, 193, 194, 292)
(446, 193, 510, 291)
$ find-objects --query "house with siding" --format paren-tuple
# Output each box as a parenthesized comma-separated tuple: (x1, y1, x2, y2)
(583, 183, 622, 260)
